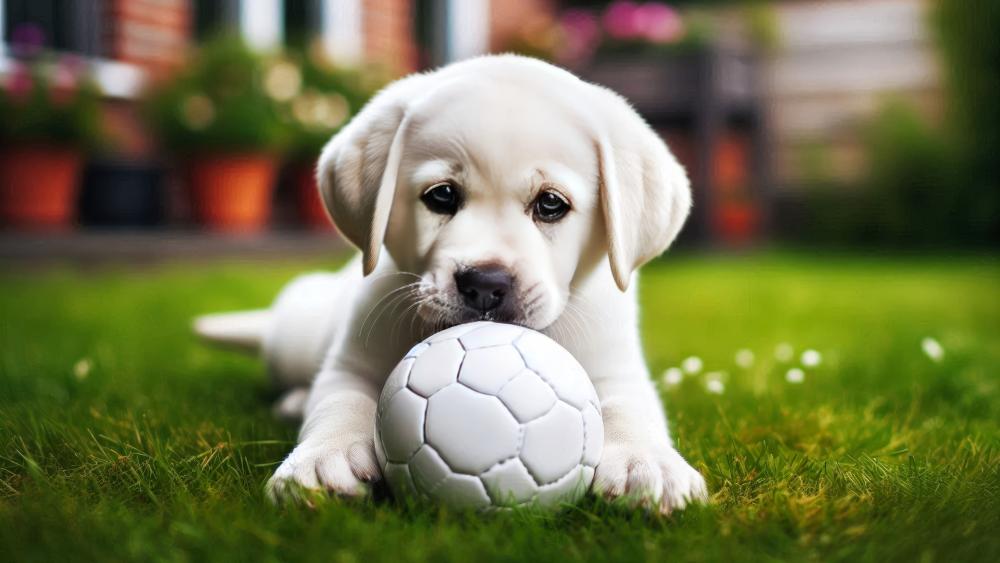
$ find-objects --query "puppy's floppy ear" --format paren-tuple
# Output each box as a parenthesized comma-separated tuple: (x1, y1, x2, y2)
(592, 88, 692, 291)
(316, 74, 426, 275)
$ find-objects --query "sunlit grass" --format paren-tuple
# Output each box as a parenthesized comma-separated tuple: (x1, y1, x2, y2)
(1, 252, 997, 562)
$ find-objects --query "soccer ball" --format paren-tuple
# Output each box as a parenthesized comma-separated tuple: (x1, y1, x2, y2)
(374, 321, 603, 509)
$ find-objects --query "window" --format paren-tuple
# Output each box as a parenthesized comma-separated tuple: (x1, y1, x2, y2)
(284, 0, 321, 49)
(194, 0, 241, 42)
(3, 0, 103, 56)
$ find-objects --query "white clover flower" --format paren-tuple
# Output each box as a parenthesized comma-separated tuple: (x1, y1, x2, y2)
(921, 337, 944, 362)
(704, 371, 727, 394)
(785, 368, 805, 383)
(706, 379, 725, 394)
(801, 349, 822, 368)
(73, 358, 92, 380)
(775, 343, 794, 362)
(735, 349, 755, 368)
(662, 367, 683, 386)
(682, 356, 703, 374)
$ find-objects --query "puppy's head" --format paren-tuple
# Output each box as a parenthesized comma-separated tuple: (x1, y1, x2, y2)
(318, 56, 690, 331)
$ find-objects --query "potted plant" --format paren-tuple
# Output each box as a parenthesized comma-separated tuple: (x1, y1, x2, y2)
(0, 44, 102, 230)
(277, 46, 377, 230)
(144, 36, 288, 232)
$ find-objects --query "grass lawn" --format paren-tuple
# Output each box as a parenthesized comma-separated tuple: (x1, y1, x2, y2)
(1, 252, 998, 562)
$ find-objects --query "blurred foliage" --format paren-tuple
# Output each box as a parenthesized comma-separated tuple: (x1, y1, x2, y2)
(281, 44, 382, 161)
(142, 35, 378, 159)
(743, 0, 780, 52)
(791, 101, 959, 247)
(789, 0, 999, 248)
(500, 2, 709, 66)
(0, 56, 102, 149)
(142, 36, 290, 154)
(860, 100, 957, 246)
(565, 0, 753, 6)
(932, 0, 1000, 243)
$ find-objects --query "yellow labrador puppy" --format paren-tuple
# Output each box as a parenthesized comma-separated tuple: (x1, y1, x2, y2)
(197, 55, 707, 513)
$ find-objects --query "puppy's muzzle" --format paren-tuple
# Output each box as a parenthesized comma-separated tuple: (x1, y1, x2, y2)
(454, 266, 511, 312)
(453, 265, 523, 323)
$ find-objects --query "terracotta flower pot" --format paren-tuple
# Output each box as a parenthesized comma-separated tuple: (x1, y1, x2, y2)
(0, 146, 82, 230)
(188, 153, 277, 232)
(292, 163, 333, 230)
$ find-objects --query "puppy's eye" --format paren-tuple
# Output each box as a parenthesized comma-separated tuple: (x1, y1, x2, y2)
(533, 190, 570, 223)
(421, 183, 460, 215)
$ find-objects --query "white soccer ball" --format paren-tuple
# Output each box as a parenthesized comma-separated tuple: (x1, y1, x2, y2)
(374, 321, 603, 509)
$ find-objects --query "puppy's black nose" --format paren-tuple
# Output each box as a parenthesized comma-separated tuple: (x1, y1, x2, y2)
(455, 267, 512, 313)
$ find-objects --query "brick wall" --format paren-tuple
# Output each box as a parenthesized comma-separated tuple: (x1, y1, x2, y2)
(103, 0, 191, 75)
(363, 0, 417, 75)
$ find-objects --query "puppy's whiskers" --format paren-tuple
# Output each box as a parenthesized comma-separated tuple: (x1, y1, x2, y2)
(359, 281, 422, 349)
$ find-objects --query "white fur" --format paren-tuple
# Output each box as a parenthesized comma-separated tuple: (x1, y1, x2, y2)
(253, 55, 706, 513)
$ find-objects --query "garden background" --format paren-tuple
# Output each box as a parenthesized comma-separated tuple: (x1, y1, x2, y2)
(1, 1, 997, 562)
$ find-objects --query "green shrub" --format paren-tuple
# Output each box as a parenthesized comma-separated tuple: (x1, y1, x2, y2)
(790, 101, 960, 248)
(280, 46, 381, 161)
(859, 100, 957, 246)
(143, 36, 289, 154)
(0, 56, 102, 149)
(932, 0, 1000, 243)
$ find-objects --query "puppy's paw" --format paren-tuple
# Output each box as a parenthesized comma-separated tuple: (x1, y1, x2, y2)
(593, 444, 708, 514)
(266, 440, 381, 504)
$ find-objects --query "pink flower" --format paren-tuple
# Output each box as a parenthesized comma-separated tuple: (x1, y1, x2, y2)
(557, 9, 601, 64)
(603, 1, 643, 40)
(635, 3, 684, 44)
(4, 62, 33, 101)
(50, 56, 87, 106)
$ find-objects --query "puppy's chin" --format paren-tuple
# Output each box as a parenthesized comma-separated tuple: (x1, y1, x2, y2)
(414, 294, 564, 333)
(414, 301, 526, 332)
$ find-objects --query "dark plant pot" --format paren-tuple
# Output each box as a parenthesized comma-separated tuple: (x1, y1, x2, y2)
(79, 159, 166, 228)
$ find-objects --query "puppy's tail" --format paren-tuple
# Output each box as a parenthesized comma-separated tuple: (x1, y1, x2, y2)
(192, 309, 272, 354)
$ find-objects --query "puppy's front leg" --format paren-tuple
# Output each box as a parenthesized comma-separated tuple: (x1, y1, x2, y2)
(267, 369, 380, 501)
(592, 374, 708, 514)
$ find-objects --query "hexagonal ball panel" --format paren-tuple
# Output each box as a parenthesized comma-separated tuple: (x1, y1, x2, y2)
(379, 357, 415, 417)
(426, 473, 492, 509)
(480, 458, 539, 506)
(458, 322, 525, 350)
(581, 402, 604, 467)
(520, 401, 584, 484)
(424, 322, 487, 344)
(534, 465, 590, 508)
(408, 444, 451, 495)
(497, 369, 557, 423)
(378, 387, 427, 463)
(408, 338, 464, 397)
(458, 345, 525, 395)
(404, 341, 430, 359)
(383, 462, 417, 499)
(374, 423, 386, 468)
(515, 330, 596, 409)
(425, 383, 520, 475)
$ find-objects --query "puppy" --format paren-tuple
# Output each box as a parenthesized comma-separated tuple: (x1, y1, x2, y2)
(197, 55, 707, 513)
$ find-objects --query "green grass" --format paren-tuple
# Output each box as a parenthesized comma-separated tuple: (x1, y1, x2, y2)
(1, 252, 998, 562)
